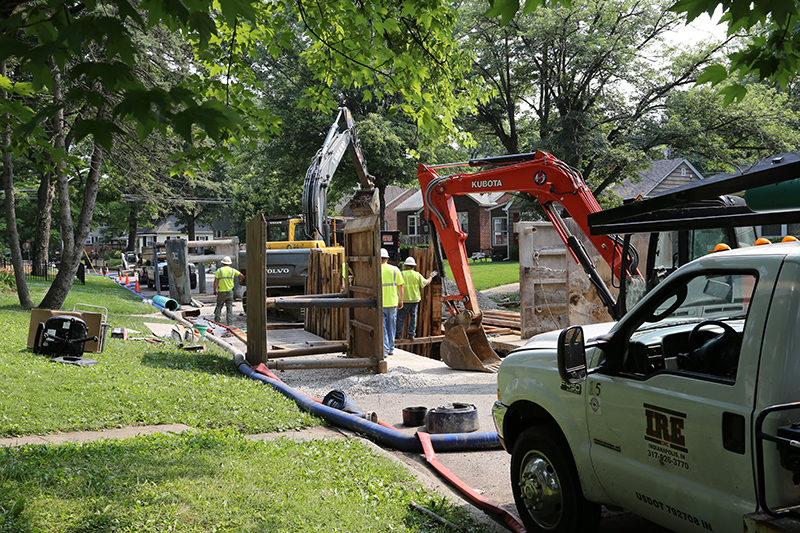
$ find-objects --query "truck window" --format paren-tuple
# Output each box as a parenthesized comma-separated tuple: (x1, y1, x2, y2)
(688, 228, 728, 261)
(626, 272, 757, 381)
(267, 225, 289, 242)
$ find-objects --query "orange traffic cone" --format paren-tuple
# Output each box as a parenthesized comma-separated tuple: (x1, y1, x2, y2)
(135, 278, 140, 292)
(125, 274, 130, 286)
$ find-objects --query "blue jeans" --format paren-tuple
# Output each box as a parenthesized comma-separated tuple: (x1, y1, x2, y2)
(396, 301, 419, 339)
(383, 307, 397, 355)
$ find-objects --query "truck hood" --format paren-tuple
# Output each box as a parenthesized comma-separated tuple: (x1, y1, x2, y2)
(512, 322, 617, 352)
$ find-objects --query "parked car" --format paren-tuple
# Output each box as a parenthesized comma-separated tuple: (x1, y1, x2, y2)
(142, 261, 197, 290)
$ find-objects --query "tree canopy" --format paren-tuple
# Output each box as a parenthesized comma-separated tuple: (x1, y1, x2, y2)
(457, 0, 729, 199)
(0, 0, 484, 308)
(484, 0, 800, 100)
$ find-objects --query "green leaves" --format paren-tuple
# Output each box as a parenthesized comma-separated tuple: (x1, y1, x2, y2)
(696, 64, 728, 85)
(74, 119, 125, 151)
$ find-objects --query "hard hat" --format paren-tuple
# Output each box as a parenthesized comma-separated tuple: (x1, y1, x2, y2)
(221, 256, 232, 264)
(755, 238, 771, 246)
(404, 257, 417, 267)
(380, 248, 389, 259)
(713, 243, 731, 252)
(782, 235, 799, 242)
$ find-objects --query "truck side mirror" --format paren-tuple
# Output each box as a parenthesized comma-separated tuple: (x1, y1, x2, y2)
(558, 326, 588, 384)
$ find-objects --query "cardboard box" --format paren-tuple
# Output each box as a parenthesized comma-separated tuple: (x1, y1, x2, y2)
(27, 309, 104, 353)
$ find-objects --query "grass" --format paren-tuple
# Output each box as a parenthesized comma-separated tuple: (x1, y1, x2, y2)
(0, 430, 473, 532)
(443, 260, 520, 291)
(0, 277, 317, 437)
(0, 276, 494, 532)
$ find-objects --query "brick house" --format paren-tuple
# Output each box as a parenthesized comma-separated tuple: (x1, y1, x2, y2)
(393, 189, 518, 258)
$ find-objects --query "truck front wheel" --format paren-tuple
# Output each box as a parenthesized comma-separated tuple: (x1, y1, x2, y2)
(511, 426, 600, 533)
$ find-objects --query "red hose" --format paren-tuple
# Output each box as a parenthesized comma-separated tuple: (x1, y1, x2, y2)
(417, 431, 526, 533)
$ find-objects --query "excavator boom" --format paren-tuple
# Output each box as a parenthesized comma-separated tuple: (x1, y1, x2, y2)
(303, 107, 379, 246)
(419, 150, 641, 371)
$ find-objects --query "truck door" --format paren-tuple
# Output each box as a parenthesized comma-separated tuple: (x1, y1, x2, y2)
(585, 258, 779, 532)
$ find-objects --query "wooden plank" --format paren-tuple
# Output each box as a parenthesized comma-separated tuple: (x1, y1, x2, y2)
(395, 334, 445, 345)
(345, 215, 384, 371)
(229, 326, 247, 344)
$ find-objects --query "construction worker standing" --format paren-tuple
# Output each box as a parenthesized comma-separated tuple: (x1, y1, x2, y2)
(396, 256, 437, 340)
(213, 256, 243, 325)
(381, 248, 403, 356)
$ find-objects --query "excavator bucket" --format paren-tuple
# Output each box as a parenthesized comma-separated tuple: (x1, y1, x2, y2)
(348, 188, 380, 217)
(440, 311, 503, 372)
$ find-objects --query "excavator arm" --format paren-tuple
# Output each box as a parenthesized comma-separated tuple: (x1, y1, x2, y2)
(302, 107, 379, 246)
(419, 150, 641, 371)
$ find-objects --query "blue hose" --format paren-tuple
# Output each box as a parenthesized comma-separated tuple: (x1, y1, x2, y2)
(236, 359, 501, 453)
(113, 276, 166, 311)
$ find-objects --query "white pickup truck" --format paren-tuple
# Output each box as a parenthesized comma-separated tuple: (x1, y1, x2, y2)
(492, 242, 800, 532)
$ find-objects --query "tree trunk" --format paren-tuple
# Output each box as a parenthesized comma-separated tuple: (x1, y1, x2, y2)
(39, 60, 105, 310)
(127, 204, 137, 251)
(1, 60, 33, 307)
(187, 211, 197, 241)
(32, 166, 55, 276)
(377, 181, 387, 230)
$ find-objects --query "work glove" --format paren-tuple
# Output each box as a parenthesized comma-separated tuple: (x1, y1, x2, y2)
(430, 270, 438, 278)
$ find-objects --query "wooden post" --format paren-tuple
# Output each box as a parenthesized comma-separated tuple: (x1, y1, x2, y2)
(246, 214, 268, 365)
(344, 215, 385, 373)
(165, 239, 191, 305)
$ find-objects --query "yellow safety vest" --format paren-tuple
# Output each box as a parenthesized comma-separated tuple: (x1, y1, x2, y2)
(401, 269, 428, 303)
(381, 263, 403, 308)
(215, 265, 241, 292)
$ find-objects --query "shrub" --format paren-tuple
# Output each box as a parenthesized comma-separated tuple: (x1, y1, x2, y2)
(0, 267, 16, 292)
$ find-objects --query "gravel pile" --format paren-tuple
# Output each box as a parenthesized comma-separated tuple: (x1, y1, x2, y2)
(288, 365, 451, 399)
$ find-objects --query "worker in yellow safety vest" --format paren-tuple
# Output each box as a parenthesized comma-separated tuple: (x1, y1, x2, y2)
(213, 256, 244, 325)
(396, 256, 437, 340)
(381, 248, 403, 356)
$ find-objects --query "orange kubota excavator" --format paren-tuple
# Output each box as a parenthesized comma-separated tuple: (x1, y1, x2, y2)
(419, 151, 643, 372)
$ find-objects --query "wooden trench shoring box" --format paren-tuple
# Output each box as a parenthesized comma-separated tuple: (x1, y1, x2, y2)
(246, 213, 386, 373)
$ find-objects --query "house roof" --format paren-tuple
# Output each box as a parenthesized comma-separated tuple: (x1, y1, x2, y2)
(394, 190, 506, 212)
(613, 159, 704, 200)
(384, 185, 413, 208)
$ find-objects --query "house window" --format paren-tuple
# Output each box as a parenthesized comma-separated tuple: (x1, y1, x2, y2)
(407, 215, 419, 236)
(681, 167, 687, 176)
(457, 212, 469, 234)
(492, 217, 508, 246)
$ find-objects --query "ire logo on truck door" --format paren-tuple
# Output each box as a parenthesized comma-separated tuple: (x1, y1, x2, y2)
(644, 403, 687, 452)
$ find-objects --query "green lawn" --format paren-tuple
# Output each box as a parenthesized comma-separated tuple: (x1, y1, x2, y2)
(443, 260, 519, 291)
(0, 276, 492, 532)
